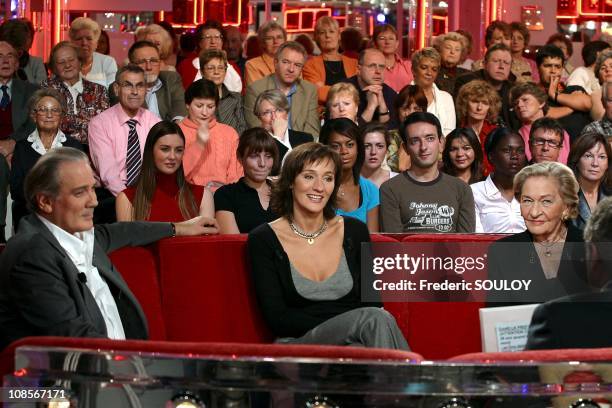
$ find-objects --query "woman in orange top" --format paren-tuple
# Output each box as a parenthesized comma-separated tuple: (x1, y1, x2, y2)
(244, 21, 287, 85)
(180, 79, 243, 191)
(302, 16, 358, 106)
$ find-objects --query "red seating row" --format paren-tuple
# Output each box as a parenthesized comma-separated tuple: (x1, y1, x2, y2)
(110, 233, 507, 360)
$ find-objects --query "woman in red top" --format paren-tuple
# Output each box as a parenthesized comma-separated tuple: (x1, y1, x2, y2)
(455, 80, 500, 175)
(115, 121, 214, 222)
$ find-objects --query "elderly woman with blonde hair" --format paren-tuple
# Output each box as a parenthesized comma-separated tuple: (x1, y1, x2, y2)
(326, 82, 360, 124)
(434, 32, 470, 94)
(411, 47, 456, 136)
(303, 16, 358, 107)
(487, 162, 590, 304)
(68, 17, 117, 88)
(141, 24, 176, 71)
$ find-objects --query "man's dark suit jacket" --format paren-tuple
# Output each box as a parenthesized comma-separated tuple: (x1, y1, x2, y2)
(7, 78, 39, 141)
(346, 76, 398, 130)
(526, 283, 612, 350)
(109, 71, 187, 121)
(272, 130, 313, 176)
(0, 215, 173, 350)
(486, 224, 589, 305)
(454, 69, 520, 131)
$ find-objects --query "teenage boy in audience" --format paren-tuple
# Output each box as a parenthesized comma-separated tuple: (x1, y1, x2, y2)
(536, 44, 591, 142)
(379, 112, 476, 233)
(244, 41, 319, 136)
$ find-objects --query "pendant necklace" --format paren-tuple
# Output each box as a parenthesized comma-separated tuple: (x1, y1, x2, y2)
(289, 219, 328, 245)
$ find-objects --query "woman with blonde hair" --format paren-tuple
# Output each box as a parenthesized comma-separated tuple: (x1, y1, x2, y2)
(326, 82, 360, 124)
(303, 16, 358, 107)
(141, 24, 176, 71)
(69, 17, 117, 88)
(488, 162, 589, 303)
(434, 31, 469, 94)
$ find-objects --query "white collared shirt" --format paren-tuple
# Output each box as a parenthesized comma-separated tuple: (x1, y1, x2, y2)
(64, 76, 84, 112)
(145, 78, 163, 118)
(471, 175, 526, 233)
(37, 215, 126, 340)
(27, 129, 67, 156)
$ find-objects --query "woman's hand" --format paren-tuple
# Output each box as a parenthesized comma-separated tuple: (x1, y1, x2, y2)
(196, 121, 210, 146)
(174, 216, 219, 236)
(272, 115, 288, 139)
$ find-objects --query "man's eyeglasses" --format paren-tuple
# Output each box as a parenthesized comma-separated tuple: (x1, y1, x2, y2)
(119, 82, 146, 91)
(201, 34, 223, 42)
(133, 58, 161, 66)
(531, 138, 562, 149)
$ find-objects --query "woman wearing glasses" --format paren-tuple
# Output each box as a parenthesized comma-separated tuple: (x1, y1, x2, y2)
(510, 82, 570, 164)
(199, 49, 246, 135)
(41, 41, 109, 147)
(10, 89, 83, 230)
(245, 21, 287, 85)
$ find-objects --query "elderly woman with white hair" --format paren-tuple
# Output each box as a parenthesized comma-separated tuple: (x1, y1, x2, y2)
(487, 162, 590, 304)
(69, 17, 117, 88)
(434, 32, 470, 94)
(411, 47, 456, 136)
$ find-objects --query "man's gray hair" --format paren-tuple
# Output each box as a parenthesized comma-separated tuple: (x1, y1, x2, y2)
(24, 147, 90, 213)
(253, 89, 290, 116)
(274, 41, 307, 60)
(584, 197, 612, 243)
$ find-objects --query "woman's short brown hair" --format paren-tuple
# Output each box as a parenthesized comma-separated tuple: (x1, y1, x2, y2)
(48, 41, 83, 73)
(567, 131, 612, 190)
(513, 162, 580, 220)
(270, 142, 341, 220)
(510, 21, 530, 47)
(510, 82, 549, 114)
(237, 127, 280, 175)
(456, 80, 501, 123)
(199, 49, 228, 71)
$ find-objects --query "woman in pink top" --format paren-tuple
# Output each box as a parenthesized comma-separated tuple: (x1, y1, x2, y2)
(373, 24, 412, 93)
(180, 79, 243, 190)
(510, 82, 570, 164)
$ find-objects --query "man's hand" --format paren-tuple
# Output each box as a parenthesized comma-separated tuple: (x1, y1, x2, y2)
(272, 115, 288, 139)
(174, 216, 219, 236)
(548, 74, 561, 100)
(196, 121, 210, 146)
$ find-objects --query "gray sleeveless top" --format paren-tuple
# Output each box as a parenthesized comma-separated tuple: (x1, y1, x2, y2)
(290, 251, 353, 301)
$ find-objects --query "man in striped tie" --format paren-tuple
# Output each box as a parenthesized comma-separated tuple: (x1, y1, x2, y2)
(88, 64, 161, 220)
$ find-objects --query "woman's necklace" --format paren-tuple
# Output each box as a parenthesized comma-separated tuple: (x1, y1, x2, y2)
(289, 219, 328, 245)
(535, 228, 568, 257)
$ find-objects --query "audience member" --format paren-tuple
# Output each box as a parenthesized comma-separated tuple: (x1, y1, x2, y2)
(0, 147, 218, 350)
(215, 128, 278, 233)
(0, 40, 39, 242)
(472, 20, 512, 71)
(455, 29, 474, 70)
(567, 131, 611, 231)
(536, 44, 591, 141)
(386, 84, 428, 172)
(379, 112, 475, 233)
(546, 33, 574, 81)
(528, 117, 566, 164)
(96, 30, 110, 55)
(582, 80, 612, 136)
(510, 82, 570, 163)
(526, 196, 612, 350)
(471, 127, 527, 233)
(177, 20, 242, 93)
(346, 48, 397, 128)
(326, 82, 360, 124)
(10, 88, 82, 229)
(320, 118, 379, 231)
(434, 32, 469, 94)
(253, 89, 313, 166)
(0, 19, 46, 85)
(244, 34, 261, 60)
(141, 24, 176, 72)
(441, 127, 483, 184)
(199, 49, 246, 135)
(373, 24, 412, 93)
(179, 79, 242, 190)
(411, 47, 456, 135)
(294, 34, 315, 58)
(116, 121, 213, 222)
(303, 16, 358, 106)
(245, 41, 319, 135)
(455, 44, 518, 130)
(509, 22, 539, 83)
(340, 27, 363, 60)
(42, 42, 109, 146)
(360, 122, 397, 188)
(69, 17, 117, 88)
(487, 162, 589, 304)
(223, 26, 246, 76)
(89, 64, 161, 197)
(247, 142, 409, 349)
(567, 40, 609, 95)
(591, 49, 612, 121)
(455, 80, 500, 174)
(245, 21, 286, 85)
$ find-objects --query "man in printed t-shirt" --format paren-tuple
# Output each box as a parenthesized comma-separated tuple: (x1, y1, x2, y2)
(379, 112, 476, 233)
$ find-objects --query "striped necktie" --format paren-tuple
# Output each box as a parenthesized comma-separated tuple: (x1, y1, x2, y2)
(125, 119, 141, 187)
(0, 85, 9, 109)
